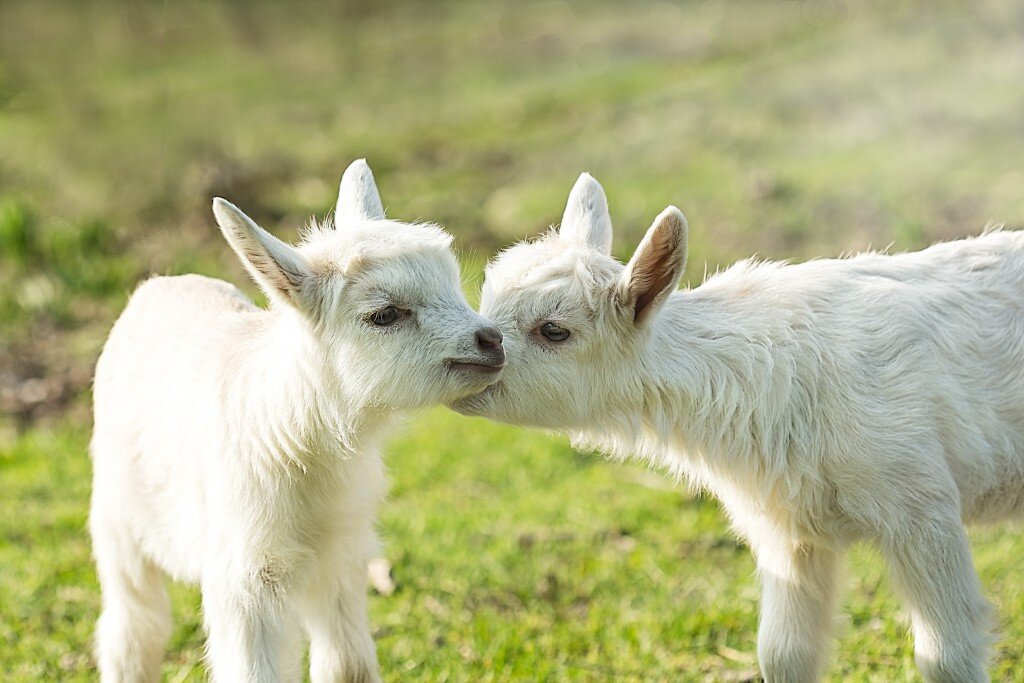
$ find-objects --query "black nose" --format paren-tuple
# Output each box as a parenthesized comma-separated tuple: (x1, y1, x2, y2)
(475, 325, 503, 352)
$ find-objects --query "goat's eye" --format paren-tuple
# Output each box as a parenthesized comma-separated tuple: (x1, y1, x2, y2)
(539, 322, 570, 342)
(369, 306, 401, 327)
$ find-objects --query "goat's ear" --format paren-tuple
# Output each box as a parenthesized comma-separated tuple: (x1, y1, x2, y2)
(335, 158, 385, 225)
(618, 206, 687, 325)
(558, 173, 612, 254)
(212, 198, 311, 306)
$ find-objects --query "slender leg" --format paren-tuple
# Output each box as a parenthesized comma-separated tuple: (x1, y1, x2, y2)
(92, 525, 172, 683)
(201, 572, 292, 683)
(279, 611, 305, 683)
(301, 560, 381, 683)
(881, 514, 991, 682)
(754, 541, 841, 683)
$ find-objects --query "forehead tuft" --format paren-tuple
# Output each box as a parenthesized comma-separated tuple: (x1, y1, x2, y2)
(298, 217, 455, 275)
(486, 231, 620, 293)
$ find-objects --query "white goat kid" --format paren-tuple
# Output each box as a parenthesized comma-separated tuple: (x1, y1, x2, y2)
(453, 173, 1024, 682)
(90, 160, 504, 683)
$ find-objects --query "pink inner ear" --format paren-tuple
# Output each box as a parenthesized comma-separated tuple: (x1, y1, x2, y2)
(634, 269, 673, 321)
(632, 220, 682, 323)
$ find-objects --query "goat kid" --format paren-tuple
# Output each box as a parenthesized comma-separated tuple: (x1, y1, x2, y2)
(453, 173, 1024, 682)
(90, 160, 504, 682)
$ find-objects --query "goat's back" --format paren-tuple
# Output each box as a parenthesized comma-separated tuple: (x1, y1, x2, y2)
(686, 230, 1024, 524)
(93, 274, 256, 424)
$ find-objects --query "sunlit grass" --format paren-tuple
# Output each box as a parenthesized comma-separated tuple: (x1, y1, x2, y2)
(3, 413, 1024, 680)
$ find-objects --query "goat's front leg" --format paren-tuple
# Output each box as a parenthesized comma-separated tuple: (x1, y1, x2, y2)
(753, 540, 840, 682)
(201, 569, 294, 683)
(881, 511, 990, 683)
(301, 558, 381, 683)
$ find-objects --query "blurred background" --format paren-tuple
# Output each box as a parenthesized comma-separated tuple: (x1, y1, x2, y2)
(2, 1, 1023, 680)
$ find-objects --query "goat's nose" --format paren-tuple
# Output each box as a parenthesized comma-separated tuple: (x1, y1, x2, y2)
(475, 325, 503, 351)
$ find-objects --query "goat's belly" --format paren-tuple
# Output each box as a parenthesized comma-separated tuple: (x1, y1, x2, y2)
(962, 475, 1024, 524)
(949, 439, 1024, 524)
(128, 456, 212, 583)
(136, 512, 207, 583)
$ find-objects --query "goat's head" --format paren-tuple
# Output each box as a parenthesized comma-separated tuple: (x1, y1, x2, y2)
(450, 173, 687, 428)
(213, 159, 504, 410)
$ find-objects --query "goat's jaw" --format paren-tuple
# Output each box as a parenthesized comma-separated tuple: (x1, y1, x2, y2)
(446, 381, 501, 416)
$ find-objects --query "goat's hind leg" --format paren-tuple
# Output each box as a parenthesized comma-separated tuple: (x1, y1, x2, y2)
(91, 517, 172, 683)
(882, 512, 991, 683)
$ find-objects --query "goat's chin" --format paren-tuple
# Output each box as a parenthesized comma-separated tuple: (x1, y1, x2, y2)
(446, 382, 500, 417)
(442, 365, 503, 405)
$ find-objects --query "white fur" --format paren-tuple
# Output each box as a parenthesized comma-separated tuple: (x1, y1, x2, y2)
(90, 160, 503, 683)
(455, 173, 1024, 682)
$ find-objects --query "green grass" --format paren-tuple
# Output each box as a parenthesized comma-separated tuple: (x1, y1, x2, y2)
(2, 0, 1024, 680)
(4, 415, 1024, 680)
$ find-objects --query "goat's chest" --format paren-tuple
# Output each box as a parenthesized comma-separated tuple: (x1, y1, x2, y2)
(289, 451, 387, 543)
(227, 448, 387, 566)
(700, 466, 843, 548)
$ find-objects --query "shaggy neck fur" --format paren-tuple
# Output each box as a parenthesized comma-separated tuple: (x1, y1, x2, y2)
(579, 264, 830, 513)
(222, 304, 392, 479)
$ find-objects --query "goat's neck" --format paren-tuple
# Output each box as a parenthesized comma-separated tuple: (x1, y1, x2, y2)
(594, 290, 785, 487)
(225, 307, 391, 471)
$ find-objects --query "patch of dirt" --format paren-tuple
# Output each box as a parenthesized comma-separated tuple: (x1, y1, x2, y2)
(0, 321, 97, 431)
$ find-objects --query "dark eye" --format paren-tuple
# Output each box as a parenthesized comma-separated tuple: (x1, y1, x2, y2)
(369, 306, 401, 327)
(539, 321, 570, 342)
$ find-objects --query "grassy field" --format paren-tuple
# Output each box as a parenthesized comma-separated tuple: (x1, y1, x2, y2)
(2, 0, 1024, 680)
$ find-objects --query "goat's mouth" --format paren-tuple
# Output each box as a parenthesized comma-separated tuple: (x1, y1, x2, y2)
(445, 358, 505, 374)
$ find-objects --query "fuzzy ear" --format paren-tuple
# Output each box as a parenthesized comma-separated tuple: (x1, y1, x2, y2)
(335, 158, 385, 225)
(558, 173, 612, 254)
(618, 206, 688, 325)
(212, 198, 311, 305)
